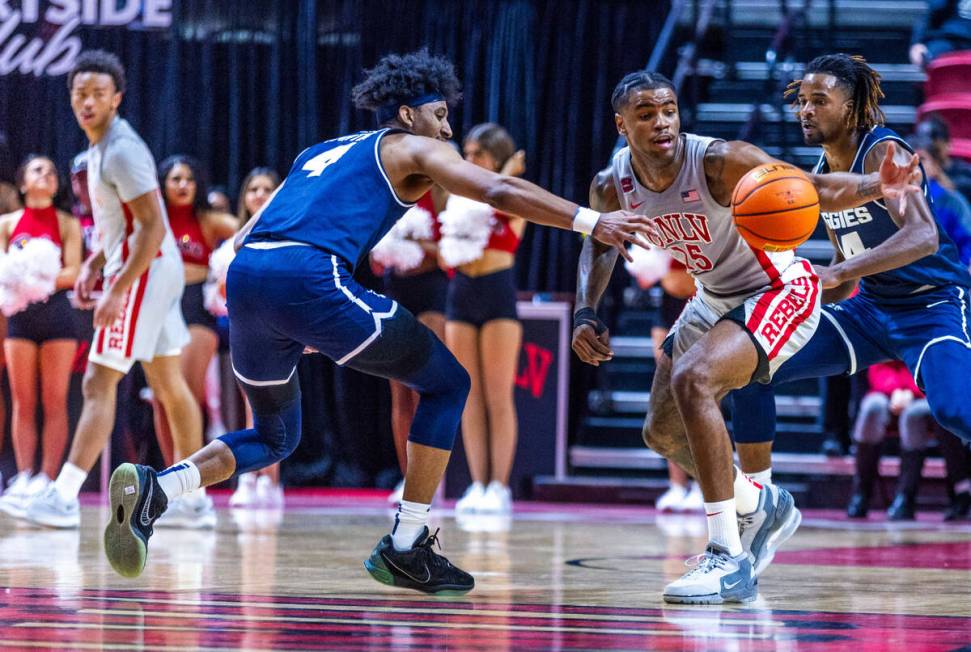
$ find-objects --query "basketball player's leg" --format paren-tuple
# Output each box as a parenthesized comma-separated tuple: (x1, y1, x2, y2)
(642, 346, 695, 476)
(917, 340, 971, 442)
(895, 286, 971, 442)
(142, 354, 203, 462)
(21, 360, 124, 527)
(733, 311, 860, 478)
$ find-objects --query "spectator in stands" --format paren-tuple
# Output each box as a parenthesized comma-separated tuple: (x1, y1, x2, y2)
(910, 0, 971, 69)
(207, 186, 232, 214)
(847, 361, 938, 521)
(913, 129, 971, 264)
(915, 115, 971, 202)
(940, 430, 971, 520)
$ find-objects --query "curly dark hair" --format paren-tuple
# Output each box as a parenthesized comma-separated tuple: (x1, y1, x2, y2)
(67, 49, 126, 93)
(158, 155, 210, 213)
(351, 49, 462, 122)
(786, 54, 885, 132)
(611, 71, 676, 112)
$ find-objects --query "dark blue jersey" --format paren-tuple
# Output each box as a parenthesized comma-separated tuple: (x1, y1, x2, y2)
(246, 129, 415, 269)
(814, 126, 971, 298)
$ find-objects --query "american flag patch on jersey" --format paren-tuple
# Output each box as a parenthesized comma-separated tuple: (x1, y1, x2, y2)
(681, 189, 700, 203)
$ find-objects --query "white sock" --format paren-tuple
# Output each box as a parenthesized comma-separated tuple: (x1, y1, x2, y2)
(747, 468, 772, 486)
(53, 463, 87, 501)
(392, 499, 430, 551)
(156, 460, 201, 501)
(705, 498, 743, 556)
(734, 466, 762, 514)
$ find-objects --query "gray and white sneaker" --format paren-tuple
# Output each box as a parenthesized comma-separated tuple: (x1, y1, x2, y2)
(155, 492, 217, 529)
(738, 483, 802, 577)
(663, 543, 757, 604)
(23, 484, 80, 529)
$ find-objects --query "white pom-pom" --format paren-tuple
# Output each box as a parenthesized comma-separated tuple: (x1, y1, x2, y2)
(204, 239, 236, 317)
(369, 205, 436, 273)
(625, 241, 672, 289)
(395, 206, 434, 241)
(0, 238, 62, 316)
(371, 234, 426, 272)
(438, 195, 494, 267)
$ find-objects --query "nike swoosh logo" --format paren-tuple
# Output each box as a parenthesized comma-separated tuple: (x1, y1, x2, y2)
(383, 554, 431, 584)
(139, 478, 154, 527)
(926, 300, 948, 308)
(630, 200, 645, 209)
(723, 578, 743, 590)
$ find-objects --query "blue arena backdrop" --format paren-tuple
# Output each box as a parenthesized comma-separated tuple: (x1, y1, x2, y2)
(0, 0, 670, 488)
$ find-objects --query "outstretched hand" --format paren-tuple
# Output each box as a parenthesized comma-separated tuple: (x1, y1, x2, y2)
(591, 211, 658, 263)
(879, 141, 922, 214)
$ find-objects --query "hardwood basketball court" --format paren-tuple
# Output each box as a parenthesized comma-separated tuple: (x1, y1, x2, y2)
(0, 491, 968, 650)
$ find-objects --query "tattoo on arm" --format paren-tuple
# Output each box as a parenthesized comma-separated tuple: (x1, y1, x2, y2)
(855, 176, 881, 201)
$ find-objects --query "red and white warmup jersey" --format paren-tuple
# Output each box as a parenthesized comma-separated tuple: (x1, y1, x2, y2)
(610, 133, 821, 380)
(86, 116, 188, 373)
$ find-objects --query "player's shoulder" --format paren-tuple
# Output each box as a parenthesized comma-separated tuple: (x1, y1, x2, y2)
(861, 127, 913, 170)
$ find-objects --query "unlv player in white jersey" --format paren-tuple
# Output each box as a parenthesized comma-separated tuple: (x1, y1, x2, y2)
(572, 71, 919, 604)
(22, 50, 208, 530)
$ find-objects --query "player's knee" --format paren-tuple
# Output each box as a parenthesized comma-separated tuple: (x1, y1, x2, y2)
(408, 352, 469, 451)
(253, 403, 302, 462)
(642, 414, 674, 457)
(670, 364, 712, 403)
(82, 367, 115, 401)
(243, 376, 303, 464)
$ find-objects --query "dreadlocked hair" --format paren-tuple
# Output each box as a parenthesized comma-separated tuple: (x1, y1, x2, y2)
(352, 49, 462, 116)
(784, 54, 886, 132)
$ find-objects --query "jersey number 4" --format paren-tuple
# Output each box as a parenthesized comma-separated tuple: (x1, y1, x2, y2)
(302, 144, 355, 177)
(839, 231, 869, 259)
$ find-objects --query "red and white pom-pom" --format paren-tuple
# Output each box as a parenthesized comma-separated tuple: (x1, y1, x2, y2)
(370, 206, 435, 272)
(624, 238, 672, 289)
(204, 239, 236, 317)
(0, 238, 62, 316)
(438, 195, 494, 267)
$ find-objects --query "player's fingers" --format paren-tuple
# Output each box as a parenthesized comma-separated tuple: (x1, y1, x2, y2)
(614, 239, 633, 263)
(588, 337, 613, 358)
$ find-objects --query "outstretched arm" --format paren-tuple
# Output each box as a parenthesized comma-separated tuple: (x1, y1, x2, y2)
(815, 141, 938, 290)
(705, 140, 920, 212)
(407, 137, 650, 261)
(572, 170, 622, 366)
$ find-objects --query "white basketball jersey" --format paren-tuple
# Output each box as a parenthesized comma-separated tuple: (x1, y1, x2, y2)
(87, 117, 180, 277)
(610, 134, 793, 296)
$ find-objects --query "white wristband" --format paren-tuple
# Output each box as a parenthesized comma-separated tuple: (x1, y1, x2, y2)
(572, 207, 600, 235)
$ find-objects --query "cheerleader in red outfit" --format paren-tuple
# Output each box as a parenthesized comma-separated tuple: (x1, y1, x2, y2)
(447, 124, 526, 515)
(0, 155, 81, 516)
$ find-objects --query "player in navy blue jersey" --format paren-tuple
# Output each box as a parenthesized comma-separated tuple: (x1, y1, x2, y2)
(102, 49, 653, 592)
(729, 55, 971, 504)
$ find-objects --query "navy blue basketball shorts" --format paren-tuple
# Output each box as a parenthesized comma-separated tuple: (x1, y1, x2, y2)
(227, 243, 399, 385)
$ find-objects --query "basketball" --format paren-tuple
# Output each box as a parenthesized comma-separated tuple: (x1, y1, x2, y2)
(732, 163, 820, 252)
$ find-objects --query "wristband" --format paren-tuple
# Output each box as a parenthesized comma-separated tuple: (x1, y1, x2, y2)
(573, 307, 607, 335)
(572, 207, 600, 235)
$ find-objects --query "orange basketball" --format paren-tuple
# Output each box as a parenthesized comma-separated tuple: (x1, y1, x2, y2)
(731, 163, 820, 252)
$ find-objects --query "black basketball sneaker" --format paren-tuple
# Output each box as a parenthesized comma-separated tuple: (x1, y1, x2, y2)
(103, 463, 168, 578)
(365, 527, 474, 594)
